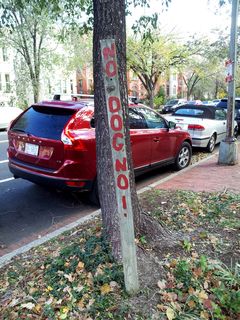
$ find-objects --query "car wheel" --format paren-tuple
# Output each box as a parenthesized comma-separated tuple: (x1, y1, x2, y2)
(206, 134, 216, 153)
(174, 142, 192, 171)
(88, 178, 100, 206)
(234, 126, 238, 138)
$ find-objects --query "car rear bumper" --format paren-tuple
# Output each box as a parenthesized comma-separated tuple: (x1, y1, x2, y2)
(191, 137, 210, 148)
(9, 161, 94, 191)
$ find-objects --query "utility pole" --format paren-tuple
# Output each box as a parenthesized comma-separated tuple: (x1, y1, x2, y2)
(218, 0, 239, 165)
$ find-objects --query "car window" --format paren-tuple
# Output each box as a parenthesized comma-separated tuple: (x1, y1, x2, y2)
(174, 108, 205, 117)
(129, 108, 148, 129)
(136, 107, 167, 129)
(215, 109, 226, 120)
(166, 99, 178, 105)
(11, 106, 75, 140)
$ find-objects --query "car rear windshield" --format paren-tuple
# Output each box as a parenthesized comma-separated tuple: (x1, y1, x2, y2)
(174, 107, 216, 119)
(11, 105, 76, 140)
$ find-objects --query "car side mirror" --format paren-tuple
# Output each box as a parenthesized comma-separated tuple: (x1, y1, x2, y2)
(168, 121, 176, 130)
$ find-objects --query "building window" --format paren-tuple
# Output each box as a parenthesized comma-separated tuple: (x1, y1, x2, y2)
(70, 80, 73, 93)
(63, 80, 67, 94)
(2, 48, 8, 61)
(56, 80, 61, 93)
(5, 74, 10, 93)
(172, 85, 177, 96)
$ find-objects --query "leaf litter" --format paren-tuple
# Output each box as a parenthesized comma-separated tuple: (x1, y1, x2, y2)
(0, 189, 239, 319)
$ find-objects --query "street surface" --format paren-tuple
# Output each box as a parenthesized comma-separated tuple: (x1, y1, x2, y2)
(0, 130, 212, 257)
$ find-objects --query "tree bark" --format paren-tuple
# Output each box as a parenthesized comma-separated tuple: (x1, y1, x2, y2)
(93, 0, 141, 260)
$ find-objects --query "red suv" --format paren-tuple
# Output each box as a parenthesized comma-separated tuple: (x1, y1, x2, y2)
(7, 100, 192, 201)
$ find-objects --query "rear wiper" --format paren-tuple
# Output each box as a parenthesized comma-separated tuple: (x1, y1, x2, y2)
(11, 128, 33, 136)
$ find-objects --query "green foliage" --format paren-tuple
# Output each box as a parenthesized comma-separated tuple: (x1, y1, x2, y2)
(127, 30, 190, 107)
(173, 259, 193, 288)
(160, 256, 240, 319)
(182, 239, 192, 252)
(153, 86, 165, 108)
(0, 0, 90, 102)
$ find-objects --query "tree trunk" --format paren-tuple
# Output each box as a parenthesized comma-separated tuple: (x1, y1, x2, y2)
(93, 0, 141, 260)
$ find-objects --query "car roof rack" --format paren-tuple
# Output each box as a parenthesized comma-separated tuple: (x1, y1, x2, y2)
(53, 94, 94, 101)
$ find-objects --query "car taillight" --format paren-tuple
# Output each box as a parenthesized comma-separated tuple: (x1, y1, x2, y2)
(62, 117, 75, 145)
(62, 121, 87, 151)
(61, 130, 73, 145)
(188, 124, 205, 131)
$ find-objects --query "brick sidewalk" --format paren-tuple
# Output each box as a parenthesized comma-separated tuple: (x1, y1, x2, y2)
(155, 149, 240, 194)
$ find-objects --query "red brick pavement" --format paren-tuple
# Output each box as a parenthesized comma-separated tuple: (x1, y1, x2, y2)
(156, 150, 240, 193)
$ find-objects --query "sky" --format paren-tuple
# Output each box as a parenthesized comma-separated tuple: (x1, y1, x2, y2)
(127, 0, 232, 40)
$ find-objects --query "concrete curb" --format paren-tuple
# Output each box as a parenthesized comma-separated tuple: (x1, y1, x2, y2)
(0, 152, 216, 268)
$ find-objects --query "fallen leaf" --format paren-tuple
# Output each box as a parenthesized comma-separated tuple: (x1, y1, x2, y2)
(21, 302, 35, 310)
(29, 287, 37, 294)
(77, 298, 85, 310)
(193, 267, 202, 277)
(100, 283, 111, 295)
(203, 299, 213, 310)
(157, 279, 166, 290)
(200, 310, 210, 319)
(76, 261, 85, 273)
(198, 290, 208, 300)
(9, 298, 20, 307)
(157, 304, 166, 311)
(33, 304, 42, 315)
(166, 307, 175, 320)
(187, 300, 196, 308)
(64, 273, 74, 282)
(45, 286, 53, 292)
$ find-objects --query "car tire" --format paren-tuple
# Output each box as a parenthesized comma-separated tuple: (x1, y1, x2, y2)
(174, 141, 192, 171)
(88, 178, 100, 206)
(206, 134, 216, 153)
(234, 126, 238, 138)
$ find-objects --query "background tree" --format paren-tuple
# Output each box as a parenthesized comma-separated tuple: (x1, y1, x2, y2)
(127, 30, 190, 108)
(179, 37, 229, 100)
(0, 0, 89, 103)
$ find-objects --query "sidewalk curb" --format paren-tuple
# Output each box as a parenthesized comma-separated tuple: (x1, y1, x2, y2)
(0, 152, 216, 268)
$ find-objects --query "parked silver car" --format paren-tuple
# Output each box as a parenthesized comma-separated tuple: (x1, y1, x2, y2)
(164, 104, 238, 152)
(161, 98, 187, 114)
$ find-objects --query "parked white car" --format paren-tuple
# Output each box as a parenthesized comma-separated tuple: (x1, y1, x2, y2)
(0, 106, 23, 130)
(164, 104, 238, 152)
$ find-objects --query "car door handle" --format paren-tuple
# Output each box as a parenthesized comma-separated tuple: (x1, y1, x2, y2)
(153, 137, 160, 142)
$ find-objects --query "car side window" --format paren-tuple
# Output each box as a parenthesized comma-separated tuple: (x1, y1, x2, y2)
(137, 107, 167, 129)
(129, 108, 148, 129)
(215, 109, 226, 120)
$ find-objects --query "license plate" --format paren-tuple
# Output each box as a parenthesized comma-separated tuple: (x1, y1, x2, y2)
(25, 143, 39, 156)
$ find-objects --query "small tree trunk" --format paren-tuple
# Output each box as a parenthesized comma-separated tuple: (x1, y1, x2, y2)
(93, 0, 141, 260)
